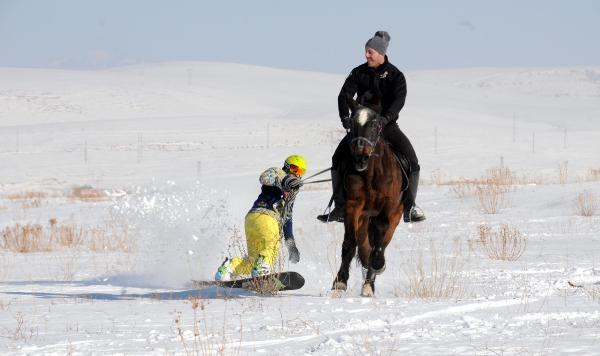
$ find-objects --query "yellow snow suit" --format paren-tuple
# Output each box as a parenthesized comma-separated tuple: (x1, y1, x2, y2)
(229, 211, 281, 275)
(228, 167, 293, 276)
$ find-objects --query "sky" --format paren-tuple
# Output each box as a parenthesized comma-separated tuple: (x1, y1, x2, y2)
(1, 0, 599, 73)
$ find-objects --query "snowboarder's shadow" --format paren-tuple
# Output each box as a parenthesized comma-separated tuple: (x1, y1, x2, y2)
(1, 280, 289, 300)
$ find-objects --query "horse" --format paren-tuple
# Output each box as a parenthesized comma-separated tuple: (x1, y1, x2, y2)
(332, 99, 405, 297)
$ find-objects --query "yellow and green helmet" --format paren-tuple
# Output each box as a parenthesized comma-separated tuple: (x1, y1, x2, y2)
(283, 155, 307, 177)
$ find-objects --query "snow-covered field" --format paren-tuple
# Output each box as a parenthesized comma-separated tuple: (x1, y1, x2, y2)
(1, 62, 599, 355)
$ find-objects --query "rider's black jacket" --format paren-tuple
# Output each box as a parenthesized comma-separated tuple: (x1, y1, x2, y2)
(338, 56, 407, 126)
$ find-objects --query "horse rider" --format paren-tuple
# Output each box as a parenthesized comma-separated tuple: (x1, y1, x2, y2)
(215, 155, 306, 281)
(317, 31, 426, 224)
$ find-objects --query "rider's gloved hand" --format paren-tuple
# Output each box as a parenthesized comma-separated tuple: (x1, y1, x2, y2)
(341, 116, 351, 130)
(285, 238, 300, 263)
(378, 113, 392, 127)
(282, 175, 302, 191)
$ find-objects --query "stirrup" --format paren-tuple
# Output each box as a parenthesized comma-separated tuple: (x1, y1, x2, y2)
(404, 205, 426, 223)
(317, 207, 345, 223)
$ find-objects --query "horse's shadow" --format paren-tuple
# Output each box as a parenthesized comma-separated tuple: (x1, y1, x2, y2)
(0, 279, 260, 300)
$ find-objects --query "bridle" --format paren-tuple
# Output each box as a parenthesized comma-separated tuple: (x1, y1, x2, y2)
(347, 110, 383, 159)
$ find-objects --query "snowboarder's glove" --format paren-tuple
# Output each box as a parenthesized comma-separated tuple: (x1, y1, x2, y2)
(285, 238, 300, 263)
(282, 175, 302, 191)
(341, 116, 351, 130)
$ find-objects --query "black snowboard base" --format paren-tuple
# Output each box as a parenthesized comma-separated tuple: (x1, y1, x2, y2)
(192, 271, 305, 292)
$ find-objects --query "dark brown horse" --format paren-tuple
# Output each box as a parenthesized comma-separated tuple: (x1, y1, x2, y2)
(332, 99, 405, 297)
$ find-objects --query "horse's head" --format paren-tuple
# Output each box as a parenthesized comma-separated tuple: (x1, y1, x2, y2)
(347, 98, 383, 172)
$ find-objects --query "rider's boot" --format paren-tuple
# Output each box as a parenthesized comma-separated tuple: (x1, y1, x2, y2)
(404, 170, 426, 223)
(317, 168, 345, 223)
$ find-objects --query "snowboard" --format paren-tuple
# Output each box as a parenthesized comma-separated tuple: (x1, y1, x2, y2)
(192, 271, 305, 292)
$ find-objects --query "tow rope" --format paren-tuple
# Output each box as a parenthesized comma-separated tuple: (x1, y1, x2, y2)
(301, 167, 332, 184)
(300, 167, 335, 217)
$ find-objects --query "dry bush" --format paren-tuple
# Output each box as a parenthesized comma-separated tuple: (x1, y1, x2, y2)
(0, 224, 49, 253)
(443, 167, 514, 206)
(576, 168, 600, 183)
(516, 173, 549, 185)
(1, 219, 131, 253)
(558, 161, 569, 185)
(5, 191, 47, 201)
(246, 275, 287, 295)
(174, 297, 241, 356)
(3, 312, 37, 341)
(478, 224, 527, 261)
(485, 166, 516, 186)
(450, 178, 480, 199)
(69, 186, 107, 202)
(476, 184, 509, 214)
(430, 169, 447, 185)
(5, 191, 48, 209)
(396, 241, 466, 300)
(585, 286, 600, 303)
(474, 167, 514, 213)
(589, 169, 600, 181)
(575, 190, 597, 217)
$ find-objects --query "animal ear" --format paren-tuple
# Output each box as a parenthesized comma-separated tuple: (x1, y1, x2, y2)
(349, 98, 359, 112)
(360, 91, 374, 104)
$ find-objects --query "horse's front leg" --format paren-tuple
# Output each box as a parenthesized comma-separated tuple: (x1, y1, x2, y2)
(332, 227, 357, 291)
(333, 195, 366, 291)
(370, 214, 390, 273)
(360, 215, 390, 297)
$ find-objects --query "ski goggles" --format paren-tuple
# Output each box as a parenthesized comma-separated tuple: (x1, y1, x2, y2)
(287, 164, 306, 177)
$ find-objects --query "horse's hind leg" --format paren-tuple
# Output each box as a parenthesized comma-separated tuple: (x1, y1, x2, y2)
(332, 230, 357, 291)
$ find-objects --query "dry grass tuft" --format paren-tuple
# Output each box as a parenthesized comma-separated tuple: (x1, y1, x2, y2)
(576, 168, 600, 183)
(575, 190, 597, 217)
(430, 169, 448, 185)
(396, 241, 467, 300)
(476, 184, 510, 214)
(245, 276, 285, 295)
(478, 224, 527, 261)
(439, 167, 513, 213)
(585, 286, 600, 304)
(174, 296, 241, 355)
(1, 224, 48, 253)
(485, 166, 516, 186)
(589, 168, 600, 181)
(5, 191, 48, 209)
(558, 161, 569, 185)
(1, 219, 131, 253)
(69, 186, 107, 202)
(474, 167, 514, 213)
(5, 191, 47, 201)
(449, 178, 480, 199)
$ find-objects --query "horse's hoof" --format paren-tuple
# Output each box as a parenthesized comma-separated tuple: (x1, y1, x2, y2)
(372, 263, 386, 275)
(332, 281, 347, 291)
(361, 283, 374, 297)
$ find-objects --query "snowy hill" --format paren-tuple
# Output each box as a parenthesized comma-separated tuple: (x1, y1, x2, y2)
(0, 63, 599, 355)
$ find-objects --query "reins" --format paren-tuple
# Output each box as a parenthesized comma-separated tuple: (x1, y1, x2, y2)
(300, 167, 332, 187)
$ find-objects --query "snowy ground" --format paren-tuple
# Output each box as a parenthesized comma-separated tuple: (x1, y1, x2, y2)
(1, 62, 599, 355)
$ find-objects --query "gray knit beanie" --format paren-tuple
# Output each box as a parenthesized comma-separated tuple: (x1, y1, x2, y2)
(365, 31, 391, 55)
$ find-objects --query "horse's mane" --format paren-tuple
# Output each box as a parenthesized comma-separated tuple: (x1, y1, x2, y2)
(356, 91, 382, 115)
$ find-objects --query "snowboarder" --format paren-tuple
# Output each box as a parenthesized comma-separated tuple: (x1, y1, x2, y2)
(317, 30, 426, 223)
(214, 155, 307, 281)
